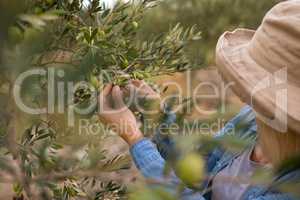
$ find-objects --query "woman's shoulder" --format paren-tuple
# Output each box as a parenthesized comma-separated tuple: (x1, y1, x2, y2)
(215, 105, 257, 139)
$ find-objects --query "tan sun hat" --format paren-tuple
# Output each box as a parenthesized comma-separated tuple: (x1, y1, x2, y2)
(216, 0, 300, 133)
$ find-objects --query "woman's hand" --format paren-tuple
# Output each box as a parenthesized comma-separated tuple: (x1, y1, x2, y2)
(123, 80, 161, 114)
(123, 80, 162, 132)
(98, 84, 143, 146)
(124, 80, 160, 100)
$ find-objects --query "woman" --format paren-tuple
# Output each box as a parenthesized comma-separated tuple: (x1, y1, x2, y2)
(98, 1, 300, 199)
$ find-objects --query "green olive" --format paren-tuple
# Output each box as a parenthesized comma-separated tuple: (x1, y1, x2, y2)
(121, 59, 129, 68)
(90, 75, 100, 89)
(132, 21, 139, 29)
(46, 0, 55, 5)
(8, 26, 23, 44)
(120, 40, 126, 47)
(98, 30, 106, 38)
(34, 7, 43, 14)
(175, 153, 205, 185)
(24, 28, 40, 42)
(143, 72, 151, 78)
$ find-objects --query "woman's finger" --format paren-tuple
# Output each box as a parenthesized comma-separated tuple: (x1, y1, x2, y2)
(131, 79, 144, 87)
(99, 84, 113, 112)
(112, 85, 126, 109)
(102, 83, 113, 96)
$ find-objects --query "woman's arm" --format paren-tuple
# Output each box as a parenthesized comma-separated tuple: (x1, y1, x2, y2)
(98, 84, 205, 200)
(131, 138, 205, 200)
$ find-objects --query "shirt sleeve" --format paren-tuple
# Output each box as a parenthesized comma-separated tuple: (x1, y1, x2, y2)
(214, 105, 257, 139)
(130, 138, 166, 179)
(130, 138, 205, 200)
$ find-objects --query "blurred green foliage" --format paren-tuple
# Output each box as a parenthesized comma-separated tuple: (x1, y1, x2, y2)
(139, 0, 281, 66)
(0, 0, 201, 199)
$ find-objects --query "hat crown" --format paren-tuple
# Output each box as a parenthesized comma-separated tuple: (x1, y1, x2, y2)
(248, 0, 300, 86)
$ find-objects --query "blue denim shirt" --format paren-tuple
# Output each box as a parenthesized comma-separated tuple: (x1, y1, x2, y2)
(130, 106, 300, 200)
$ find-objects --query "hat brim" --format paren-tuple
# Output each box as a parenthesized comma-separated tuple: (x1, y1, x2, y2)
(216, 28, 300, 133)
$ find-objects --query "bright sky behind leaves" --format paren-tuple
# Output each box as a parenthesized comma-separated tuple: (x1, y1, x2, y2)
(83, 0, 117, 7)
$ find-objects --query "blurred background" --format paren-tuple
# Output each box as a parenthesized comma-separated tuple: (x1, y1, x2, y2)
(138, 0, 281, 122)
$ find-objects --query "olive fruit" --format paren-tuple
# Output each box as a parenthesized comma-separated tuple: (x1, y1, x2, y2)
(98, 30, 106, 38)
(8, 26, 23, 44)
(34, 7, 43, 14)
(90, 75, 100, 89)
(132, 21, 139, 29)
(46, 0, 55, 5)
(175, 153, 205, 185)
(24, 28, 40, 42)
